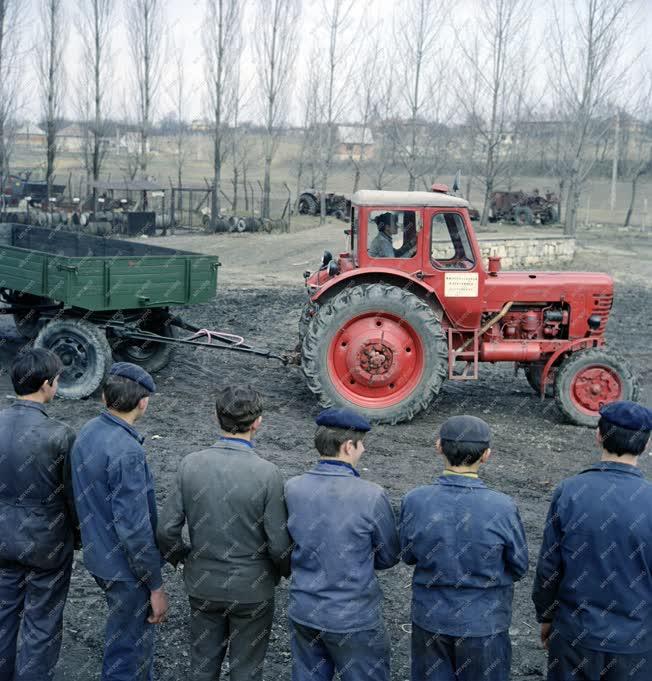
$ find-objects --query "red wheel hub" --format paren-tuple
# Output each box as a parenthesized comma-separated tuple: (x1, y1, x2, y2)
(327, 312, 425, 408)
(570, 364, 623, 416)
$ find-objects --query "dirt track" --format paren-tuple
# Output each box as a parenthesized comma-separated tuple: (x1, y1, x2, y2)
(0, 222, 648, 680)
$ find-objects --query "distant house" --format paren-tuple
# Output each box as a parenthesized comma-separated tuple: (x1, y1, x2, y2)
(14, 123, 46, 148)
(58, 123, 86, 153)
(335, 125, 375, 161)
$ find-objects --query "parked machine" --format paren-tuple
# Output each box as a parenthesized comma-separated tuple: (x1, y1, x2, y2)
(488, 189, 559, 225)
(298, 188, 636, 426)
(297, 189, 351, 220)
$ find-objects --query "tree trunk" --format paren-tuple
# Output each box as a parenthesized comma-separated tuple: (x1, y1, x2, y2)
(232, 167, 239, 213)
(624, 173, 640, 227)
(263, 153, 272, 218)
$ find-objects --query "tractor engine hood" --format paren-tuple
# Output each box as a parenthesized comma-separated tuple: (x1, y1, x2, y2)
(484, 271, 614, 338)
(304, 252, 354, 291)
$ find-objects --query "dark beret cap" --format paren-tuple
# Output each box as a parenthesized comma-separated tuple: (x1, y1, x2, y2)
(315, 407, 371, 432)
(440, 415, 491, 444)
(599, 401, 652, 431)
(109, 362, 156, 393)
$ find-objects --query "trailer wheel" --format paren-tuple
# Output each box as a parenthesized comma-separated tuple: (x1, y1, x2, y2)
(109, 322, 175, 373)
(514, 206, 534, 225)
(525, 362, 555, 398)
(302, 284, 447, 424)
(34, 319, 113, 399)
(554, 348, 638, 427)
(13, 310, 42, 339)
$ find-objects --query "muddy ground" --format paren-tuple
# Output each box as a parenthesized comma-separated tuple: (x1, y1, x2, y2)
(0, 223, 649, 680)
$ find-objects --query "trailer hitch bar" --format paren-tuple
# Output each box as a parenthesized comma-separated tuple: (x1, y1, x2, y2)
(105, 317, 289, 365)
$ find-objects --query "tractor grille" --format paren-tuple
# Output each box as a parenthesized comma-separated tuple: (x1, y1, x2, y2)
(591, 293, 613, 334)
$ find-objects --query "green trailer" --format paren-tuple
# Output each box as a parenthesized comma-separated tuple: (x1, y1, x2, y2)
(0, 224, 282, 398)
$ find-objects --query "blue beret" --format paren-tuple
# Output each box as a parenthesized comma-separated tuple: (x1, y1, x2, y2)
(315, 407, 371, 432)
(599, 401, 652, 432)
(440, 415, 491, 444)
(109, 362, 156, 393)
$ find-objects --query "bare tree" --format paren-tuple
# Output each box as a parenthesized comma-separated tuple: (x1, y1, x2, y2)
(37, 0, 66, 203)
(622, 74, 652, 227)
(548, 0, 631, 234)
(204, 0, 240, 221)
(0, 0, 21, 185)
(295, 46, 324, 201)
(127, 0, 164, 177)
(348, 42, 380, 194)
(394, 0, 444, 191)
(316, 0, 356, 223)
(255, 0, 300, 219)
(169, 46, 188, 195)
(77, 0, 114, 194)
(456, 0, 532, 225)
(368, 61, 398, 190)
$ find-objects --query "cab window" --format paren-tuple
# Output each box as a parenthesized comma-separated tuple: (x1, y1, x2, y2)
(431, 212, 475, 269)
(367, 210, 417, 258)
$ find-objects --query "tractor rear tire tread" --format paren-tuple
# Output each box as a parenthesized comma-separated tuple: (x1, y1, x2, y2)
(553, 348, 638, 427)
(301, 283, 447, 424)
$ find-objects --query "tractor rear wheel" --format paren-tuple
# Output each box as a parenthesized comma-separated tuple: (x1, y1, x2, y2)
(298, 194, 318, 215)
(34, 318, 113, 399)
(301, 284, 447, 424)
(554, 348, 638, 426)
(525, 362, 555, 398)
(514, 206, 534, 225)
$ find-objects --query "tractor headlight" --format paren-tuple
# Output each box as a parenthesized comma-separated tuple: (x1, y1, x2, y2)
(588, 314, 601, 330)
(321, 250, 333, 268)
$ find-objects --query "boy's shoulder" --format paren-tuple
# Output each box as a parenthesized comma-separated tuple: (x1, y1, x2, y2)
(404, 480, 518, 510)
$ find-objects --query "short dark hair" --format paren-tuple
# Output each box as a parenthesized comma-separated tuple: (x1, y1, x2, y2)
(215, 385, 263, 434)
(103, 375, 151, 412)
(315, 426, 365, 457)
(439, 439, 489, 466)
(598, 417, 650, 456)
(11, 348, 63, 396)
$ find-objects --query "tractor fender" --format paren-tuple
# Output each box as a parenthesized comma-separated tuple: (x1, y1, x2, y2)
(310, 268, 444, 319)
(539, 336, 605, 397)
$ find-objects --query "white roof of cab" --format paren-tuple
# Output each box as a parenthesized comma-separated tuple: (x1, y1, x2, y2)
(352, 189, 469, 208)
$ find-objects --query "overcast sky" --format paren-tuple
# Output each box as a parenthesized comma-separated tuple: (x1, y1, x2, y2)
(14, 0, 652, 125)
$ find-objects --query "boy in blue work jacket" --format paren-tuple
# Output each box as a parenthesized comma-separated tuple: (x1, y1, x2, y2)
(285, 408, 400, 681)
(71, 363, 167, 681)
(400, 415, 528, 681)
(532, 400, 652, 681)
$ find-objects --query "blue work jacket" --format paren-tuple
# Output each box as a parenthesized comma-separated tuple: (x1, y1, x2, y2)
(71, 412, 163, 589)
(400, 474, 528, 637)
(285, 460, 400, 633)
(532, 461, 652, 654)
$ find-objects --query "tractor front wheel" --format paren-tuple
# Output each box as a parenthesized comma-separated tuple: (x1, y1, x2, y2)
(554, 348, 638, 426)
(301, 284, 447, 424)
(525, 362, 555, 398)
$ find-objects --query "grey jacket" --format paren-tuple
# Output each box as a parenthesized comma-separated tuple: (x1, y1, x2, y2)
(157, 437, 291, 603)
(0, 400, 78, 570)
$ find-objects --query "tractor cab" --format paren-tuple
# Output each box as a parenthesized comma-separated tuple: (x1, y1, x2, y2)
(299, 189, 636, 427)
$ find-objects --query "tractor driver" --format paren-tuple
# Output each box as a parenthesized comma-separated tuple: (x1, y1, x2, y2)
(369, 212, 415, 258)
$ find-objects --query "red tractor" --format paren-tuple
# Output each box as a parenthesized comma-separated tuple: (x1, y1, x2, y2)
(298, 189, 637, 426)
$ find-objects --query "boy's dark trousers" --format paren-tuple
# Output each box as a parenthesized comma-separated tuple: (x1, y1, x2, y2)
(411, 622, 511, 681)
(290, 620, 391, 681)
(189, 597, 274, 681)
(547, 630, 651, 681)
(94, 577, 155, 681)
(0, 555, 73, 681)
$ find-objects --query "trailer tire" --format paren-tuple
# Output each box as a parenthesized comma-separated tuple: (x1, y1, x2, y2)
(109, 322, 175, 373)
(554, 348, 638, 427)
(34, 318, 113, 399)
(302, 283, 447, 424)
